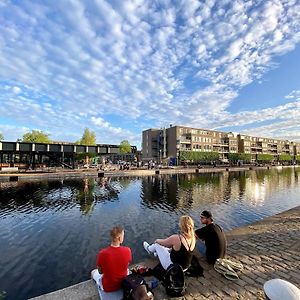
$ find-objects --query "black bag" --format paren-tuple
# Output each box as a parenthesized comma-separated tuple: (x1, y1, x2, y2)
(121, 274, 151, 300)
(162, 264, 185, 298)
(152, 263, 165, 281)
(185, 255, 204, 277)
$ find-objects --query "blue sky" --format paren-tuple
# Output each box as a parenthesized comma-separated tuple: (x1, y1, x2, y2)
(0, 0, 300, 148)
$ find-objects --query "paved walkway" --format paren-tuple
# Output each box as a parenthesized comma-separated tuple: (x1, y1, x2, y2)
(32, 206, 300, 300)
(0, 165, 275, 180)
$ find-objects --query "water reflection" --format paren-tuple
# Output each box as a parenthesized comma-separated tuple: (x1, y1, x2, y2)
(0, 168, 300, 300)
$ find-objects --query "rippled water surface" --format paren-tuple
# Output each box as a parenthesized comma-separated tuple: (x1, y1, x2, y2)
(1, 167, 300, 299)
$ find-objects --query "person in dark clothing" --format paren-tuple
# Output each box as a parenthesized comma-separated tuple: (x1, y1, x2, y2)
(195, 210, 226, 264)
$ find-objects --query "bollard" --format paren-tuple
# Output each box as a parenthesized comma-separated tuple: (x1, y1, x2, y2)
(155, 170, 160, 175)
(9, 176, 18, 182)
(195, 168, 199, 173)
(98, 171, 104, 177)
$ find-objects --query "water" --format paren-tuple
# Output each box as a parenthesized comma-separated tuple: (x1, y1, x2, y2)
(0, 167, 300, 300)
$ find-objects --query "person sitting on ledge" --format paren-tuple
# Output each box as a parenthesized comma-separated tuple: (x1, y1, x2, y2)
(143, 215, 196, 270)
(195, 210, 226, 264)
(91, 226, 132, 292)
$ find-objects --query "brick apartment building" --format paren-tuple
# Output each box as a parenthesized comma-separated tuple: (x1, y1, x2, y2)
(142, 125, 300, 163)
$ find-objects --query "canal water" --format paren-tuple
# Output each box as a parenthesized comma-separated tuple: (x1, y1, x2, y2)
(0, 167, 300, 300)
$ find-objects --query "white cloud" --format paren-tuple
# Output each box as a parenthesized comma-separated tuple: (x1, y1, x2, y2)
(0, 0, 300, 147)
(12, 86, 21, 94)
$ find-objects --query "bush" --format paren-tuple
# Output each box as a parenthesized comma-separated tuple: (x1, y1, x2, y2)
(228, 153, 251, 163)
(278, 154, 292, 161)
(257, 154, 274, 162)
(179, 151, 219, 163)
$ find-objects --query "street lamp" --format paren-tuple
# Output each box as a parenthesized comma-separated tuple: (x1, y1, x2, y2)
(176, 144, 180, 166)
(159, 149, 162, 164)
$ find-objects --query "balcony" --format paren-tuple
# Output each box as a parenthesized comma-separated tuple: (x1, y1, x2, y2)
(180, 139, 191, 144)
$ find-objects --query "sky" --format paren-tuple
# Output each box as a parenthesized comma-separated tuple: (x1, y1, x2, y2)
(0, 0, 300, 149)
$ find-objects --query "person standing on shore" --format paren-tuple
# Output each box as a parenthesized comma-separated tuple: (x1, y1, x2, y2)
(195, 210, 226, 264)
(91, 226, 132, 292)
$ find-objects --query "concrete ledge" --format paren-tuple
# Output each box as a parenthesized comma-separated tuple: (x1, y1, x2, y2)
(0, 167, 18, 173)
(31, 205, 300, 300)
(30, 280, 98, 300)
(0, 165, 298, 182)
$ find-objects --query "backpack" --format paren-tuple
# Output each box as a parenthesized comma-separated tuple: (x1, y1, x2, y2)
(122, 273, 152, 300)
(162, 264, 186, 298)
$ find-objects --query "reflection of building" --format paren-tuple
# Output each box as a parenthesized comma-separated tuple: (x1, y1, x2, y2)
(142, 125, 300, 162)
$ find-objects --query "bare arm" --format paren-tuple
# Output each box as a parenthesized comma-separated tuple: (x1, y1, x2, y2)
(155, 234, 180, 249)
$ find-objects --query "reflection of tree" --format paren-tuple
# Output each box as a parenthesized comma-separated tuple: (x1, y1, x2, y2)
(178, 173, 220, 189)
(141, 175, 196, 210)
(141, 175, 180, 210)
(227, 171, 248, 201)
(0, 181, 51, 208)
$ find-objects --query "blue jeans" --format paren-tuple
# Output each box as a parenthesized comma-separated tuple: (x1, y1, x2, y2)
(197, 240, 207, 257)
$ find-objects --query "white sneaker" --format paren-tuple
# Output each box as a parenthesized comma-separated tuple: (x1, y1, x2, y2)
(143, 241, 158, 257)
(143, 241, 151, 254)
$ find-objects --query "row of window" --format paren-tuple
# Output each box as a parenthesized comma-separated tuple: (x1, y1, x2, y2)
(179, 128, 223, 137)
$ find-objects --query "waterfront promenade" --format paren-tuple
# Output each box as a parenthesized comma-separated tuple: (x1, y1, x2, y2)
(0, 164, 282, 181)
(31, 205, 300, 300)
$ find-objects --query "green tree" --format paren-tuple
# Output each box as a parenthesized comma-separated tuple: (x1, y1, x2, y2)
(228, 153, 252, 163)
(0, 133, 4, 141)
(119, 140, 131, 153)
(296, 155, 300, 162)
(76, 128, 96, 145)
(179, 151, 219, 163)
(257, 154, 274, 162)
(22, 130, 51, 143)
(278, 154, 292, 161)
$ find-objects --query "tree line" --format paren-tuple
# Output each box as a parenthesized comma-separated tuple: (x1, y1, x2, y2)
(0, 128, 132, 154)
(179, 150, 299, 163)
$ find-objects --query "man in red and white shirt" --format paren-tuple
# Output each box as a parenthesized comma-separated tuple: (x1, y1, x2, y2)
(91, 226, 132, 292)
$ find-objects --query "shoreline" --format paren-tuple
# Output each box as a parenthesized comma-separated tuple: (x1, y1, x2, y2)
(0, 165, 298, 182)
(30, 205, 300, 300)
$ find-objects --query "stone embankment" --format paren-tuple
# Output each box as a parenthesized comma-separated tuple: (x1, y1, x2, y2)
(0, 165, 286, 181)
(31, 205, 300, 300)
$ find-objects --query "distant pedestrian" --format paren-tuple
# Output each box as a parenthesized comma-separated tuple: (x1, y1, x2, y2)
(195, 210, 226, 264)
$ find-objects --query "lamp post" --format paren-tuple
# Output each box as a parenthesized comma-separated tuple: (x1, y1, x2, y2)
(159, 149, 162, 164)
(176, 144, 180, 166)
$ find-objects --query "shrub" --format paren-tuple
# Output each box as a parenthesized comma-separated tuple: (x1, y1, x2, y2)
(228, 153, 251, 163)
(257, 154, 274, 162)
(179, 151, 219, 163)
(278, 154, 292, 161)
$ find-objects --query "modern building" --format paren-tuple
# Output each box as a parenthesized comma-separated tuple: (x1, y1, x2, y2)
(142, 125, 300, 163)
(0, 141, 137, 169)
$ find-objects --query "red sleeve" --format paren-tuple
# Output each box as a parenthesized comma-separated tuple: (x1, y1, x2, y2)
(96, 250, 102, 268)
(128, 247, 132, 263)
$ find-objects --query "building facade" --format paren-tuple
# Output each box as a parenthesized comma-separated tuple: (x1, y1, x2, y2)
(142, 125, 300, 163)
(0, 141, 137, 169)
